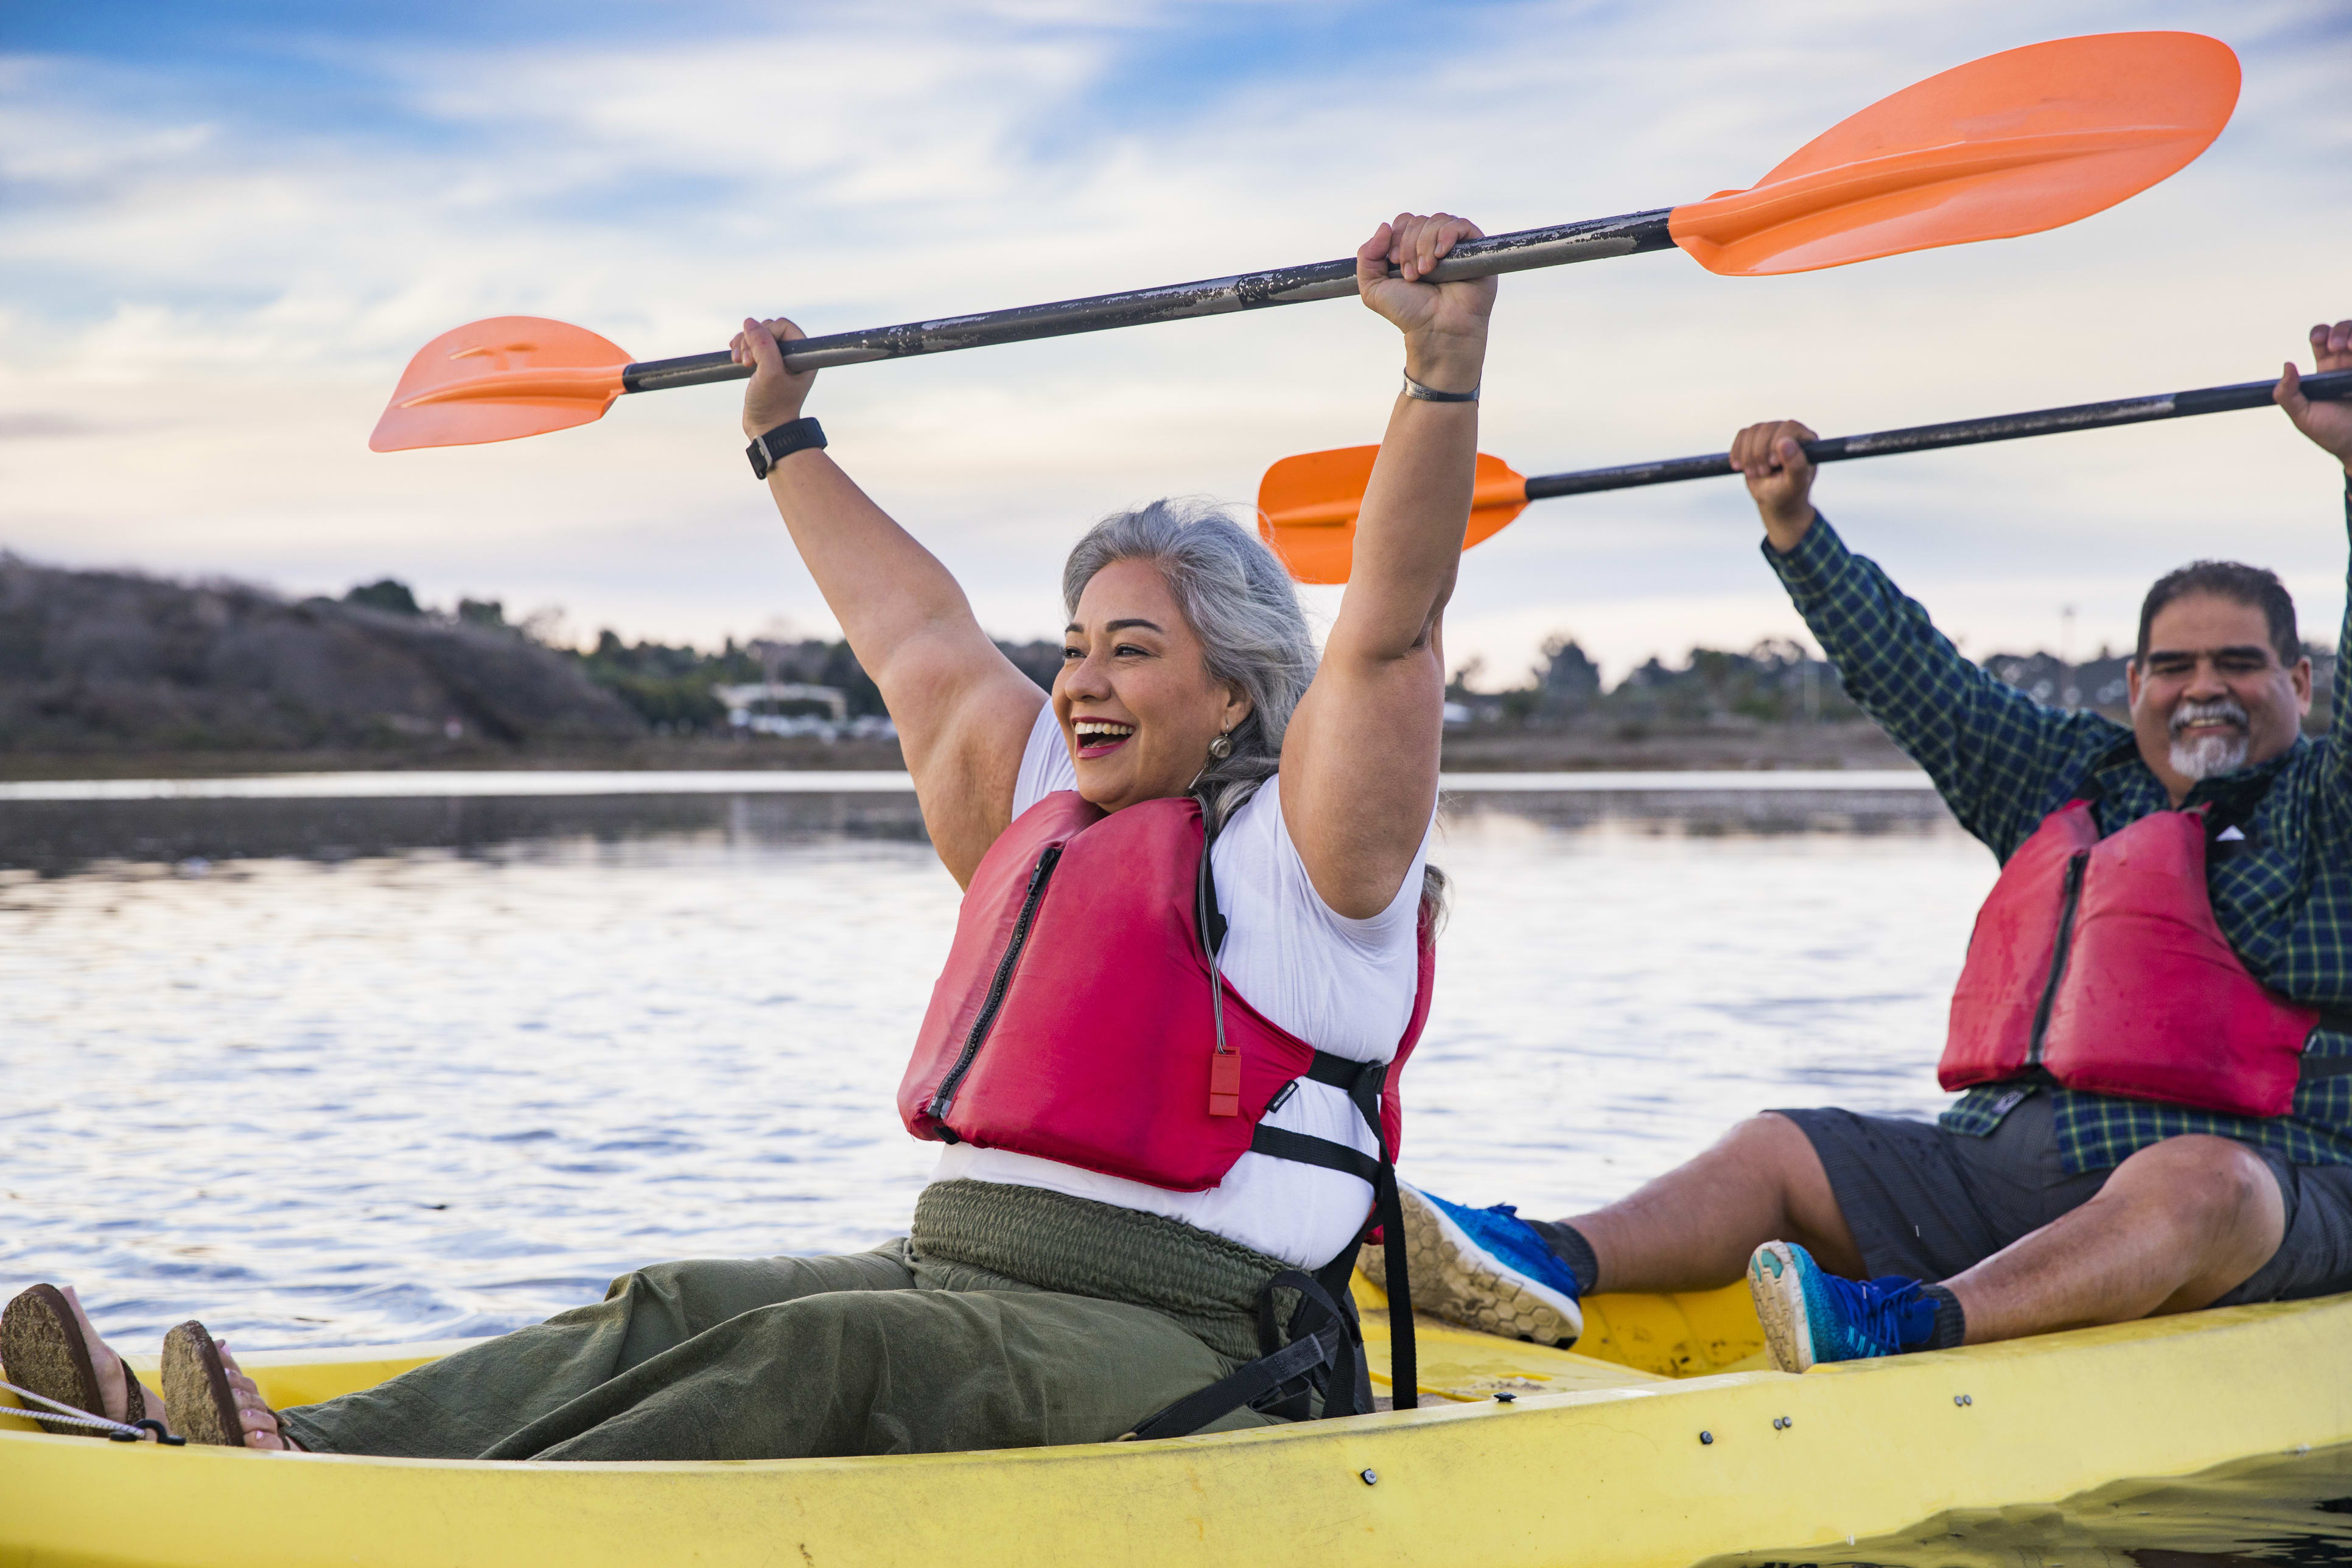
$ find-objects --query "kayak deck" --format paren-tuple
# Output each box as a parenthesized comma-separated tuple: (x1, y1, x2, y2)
(6, 1285, 2349, 1568)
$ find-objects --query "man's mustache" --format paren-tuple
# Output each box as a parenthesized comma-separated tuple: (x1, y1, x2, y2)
(2170, 696, 2250, 737)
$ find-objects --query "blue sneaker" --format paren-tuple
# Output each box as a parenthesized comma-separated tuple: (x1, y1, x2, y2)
(1362, 1185, 1583, 1346)
(1747, 1241, 1937, 1371)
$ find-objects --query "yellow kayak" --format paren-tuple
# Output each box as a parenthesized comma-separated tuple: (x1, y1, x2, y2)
(5, 1279, 2348, 1568)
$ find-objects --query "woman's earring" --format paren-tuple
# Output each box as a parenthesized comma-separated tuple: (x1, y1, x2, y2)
(1207, 730, 1233, 760)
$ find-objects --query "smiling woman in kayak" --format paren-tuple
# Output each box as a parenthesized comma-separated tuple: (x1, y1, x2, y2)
(0, 211, 1490, 1458)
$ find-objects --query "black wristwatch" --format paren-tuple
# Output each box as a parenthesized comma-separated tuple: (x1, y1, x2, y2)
(746, 417, 827, 479)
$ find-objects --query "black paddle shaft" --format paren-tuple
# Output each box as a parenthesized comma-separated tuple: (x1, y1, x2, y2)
(1522, 369, 2352, 500)
(621, 210, 1675, 393)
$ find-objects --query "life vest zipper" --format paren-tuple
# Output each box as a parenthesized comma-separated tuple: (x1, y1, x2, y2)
(929, 843, 1064, 1126)
(2025, 849, 2090, 1067)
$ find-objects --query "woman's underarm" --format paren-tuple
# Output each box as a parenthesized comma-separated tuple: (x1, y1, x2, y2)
(762, 449, 1045, 880)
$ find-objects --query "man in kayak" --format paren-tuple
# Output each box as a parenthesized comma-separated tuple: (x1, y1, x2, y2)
(1379, 317, 2352, 1372)
(1, 211, 1488, 1452)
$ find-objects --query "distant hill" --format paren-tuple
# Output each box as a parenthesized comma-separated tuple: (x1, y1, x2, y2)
(0, 558, 1066, 767)
(0, 557, 642, 754)
(2, 553, 2335, 770)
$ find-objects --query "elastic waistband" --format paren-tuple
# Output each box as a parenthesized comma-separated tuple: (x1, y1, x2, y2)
(911, 1179, 1286, 1362)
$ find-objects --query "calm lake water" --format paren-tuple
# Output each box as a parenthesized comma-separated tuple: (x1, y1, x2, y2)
(1, 777, 1976, 1349)
(13, 775, 2352, 1563)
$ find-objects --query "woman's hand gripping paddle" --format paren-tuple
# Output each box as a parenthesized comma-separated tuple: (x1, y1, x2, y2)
(1259, 371, 2352, 583)
(373, 32, 2237, 454)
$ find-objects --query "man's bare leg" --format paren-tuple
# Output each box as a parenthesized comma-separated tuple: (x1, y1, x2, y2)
(1410, 1117, 2281, 1358)
(1567, 1113, 1866, 1292)
(1947, 1134, 2283, 1343)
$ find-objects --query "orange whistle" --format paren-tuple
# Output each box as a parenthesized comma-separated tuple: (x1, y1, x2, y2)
(1208, 1050, 1242, 1118)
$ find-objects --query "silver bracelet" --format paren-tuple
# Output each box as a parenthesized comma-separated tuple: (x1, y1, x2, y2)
(1402, 370, 1479, 403)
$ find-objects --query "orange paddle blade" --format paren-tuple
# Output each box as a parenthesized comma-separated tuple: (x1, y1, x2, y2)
(369, 317, 633, 452)
(1257, 447, 1527, 585)
(1668, 32, 2238, 276)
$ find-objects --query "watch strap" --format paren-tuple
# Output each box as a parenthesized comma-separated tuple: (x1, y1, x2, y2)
(1401, 371, 1479, 403)
(747, 417, 827, 478)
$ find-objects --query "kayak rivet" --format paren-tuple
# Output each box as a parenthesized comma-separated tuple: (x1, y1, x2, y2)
(1953, 1394, 1972, 1407)
(1494, 1392, 1516, 1404)
(1360, 1469, 1378, 1486)
(1699, 1431, 1713, 1446)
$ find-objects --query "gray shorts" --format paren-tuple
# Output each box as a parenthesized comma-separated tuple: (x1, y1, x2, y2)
(1775, 1090, 2352, 1306)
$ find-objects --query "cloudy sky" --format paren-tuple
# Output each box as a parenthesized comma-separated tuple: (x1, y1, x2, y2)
(4, 0, 2348, 685)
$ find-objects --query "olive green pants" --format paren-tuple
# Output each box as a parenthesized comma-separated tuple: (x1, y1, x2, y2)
(277, 1237, 1276, 1462)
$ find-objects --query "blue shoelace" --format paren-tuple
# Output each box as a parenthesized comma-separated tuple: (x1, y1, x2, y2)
(1811, 1268, 1937, 1356)
(1427, 1195, 1583, 1300)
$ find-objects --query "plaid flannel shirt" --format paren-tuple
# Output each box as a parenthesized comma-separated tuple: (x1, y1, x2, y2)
(1765, 479, 2352, 1173)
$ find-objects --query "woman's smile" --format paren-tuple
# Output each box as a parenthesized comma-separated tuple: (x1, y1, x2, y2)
(1071, 716, 1136, 759)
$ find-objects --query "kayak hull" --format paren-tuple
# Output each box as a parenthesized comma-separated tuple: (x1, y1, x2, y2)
(5, 1289, 2348, 1568)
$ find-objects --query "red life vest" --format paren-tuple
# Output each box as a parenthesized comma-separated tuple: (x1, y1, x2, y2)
(1940, 800, 2323, 1118)
(897, 789, 1435, 1194)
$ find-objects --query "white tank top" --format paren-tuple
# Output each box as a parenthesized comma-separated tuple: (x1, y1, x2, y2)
(926, 704, 1435, 1267)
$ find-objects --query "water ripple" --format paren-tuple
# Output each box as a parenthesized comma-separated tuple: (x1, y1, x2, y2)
(0, 791, 1988, 1351)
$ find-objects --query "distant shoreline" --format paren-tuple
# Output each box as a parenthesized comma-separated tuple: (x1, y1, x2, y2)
(0, 719, 1921, 783)
(1, 769, 1942, 803)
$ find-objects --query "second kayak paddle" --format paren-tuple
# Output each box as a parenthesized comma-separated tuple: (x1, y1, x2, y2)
(1258, 369, 2352, 583)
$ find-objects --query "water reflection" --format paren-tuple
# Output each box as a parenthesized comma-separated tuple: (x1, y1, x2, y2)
(0, 789, 931, 875)
(1, 785, 1987, 1354)
(1705, 1443, 2352, 1567)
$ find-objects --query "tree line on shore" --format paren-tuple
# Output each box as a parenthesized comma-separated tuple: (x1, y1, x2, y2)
(0, 558, 2333, 758)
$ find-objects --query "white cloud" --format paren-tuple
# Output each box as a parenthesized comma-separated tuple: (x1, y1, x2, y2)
(1, 0, 2346, 684)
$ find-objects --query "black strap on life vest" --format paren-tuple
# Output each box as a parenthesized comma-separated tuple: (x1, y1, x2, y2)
(1117, 1051, 1417, 1439)
(1121, 1269, 1366, 1441)
(1254, 1051, 1417, 1405)
(2299, 1011, 2352, 1080)
(1248, 1053, 1387, 1181)
(1122, 796, 1417, 1440)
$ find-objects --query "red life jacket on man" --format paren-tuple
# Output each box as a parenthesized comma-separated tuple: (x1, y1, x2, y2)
(1940, 799, 2330, 1118)
(897, 789, 1435, 1194)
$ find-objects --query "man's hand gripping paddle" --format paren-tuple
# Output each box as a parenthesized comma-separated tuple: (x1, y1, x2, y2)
(373, 32, 2237, 455)
(1260, 371, 2352, 583)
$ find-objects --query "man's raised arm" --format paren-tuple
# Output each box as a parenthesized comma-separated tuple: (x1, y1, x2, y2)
(1728, 419, 2115, 860)
(2275, 317, 2352, 803)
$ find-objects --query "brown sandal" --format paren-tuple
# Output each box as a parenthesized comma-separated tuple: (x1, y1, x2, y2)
(160, 1321, 249, 1447)
(1, 1284, 146, 1437)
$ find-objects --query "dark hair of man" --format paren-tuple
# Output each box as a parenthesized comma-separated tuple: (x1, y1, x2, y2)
(2134, 560, 2301, 667)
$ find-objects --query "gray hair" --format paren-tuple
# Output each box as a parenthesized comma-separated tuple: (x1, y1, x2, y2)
(1062, 498, 1314, 827)
(1062, 497, 1447, 925)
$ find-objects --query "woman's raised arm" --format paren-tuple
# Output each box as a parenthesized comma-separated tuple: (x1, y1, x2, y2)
(734, 317, 1046, 886)
(1279, 214, 1494, 918)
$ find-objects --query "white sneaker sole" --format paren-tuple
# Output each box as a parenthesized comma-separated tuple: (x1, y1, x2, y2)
(1365, 1186, 1583, 1347)
(1748, 1241, 1816, 1373)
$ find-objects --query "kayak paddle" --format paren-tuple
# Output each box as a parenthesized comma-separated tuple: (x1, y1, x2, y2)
(1258, 370, 2352, 583)
(373, 32, 2237, 454)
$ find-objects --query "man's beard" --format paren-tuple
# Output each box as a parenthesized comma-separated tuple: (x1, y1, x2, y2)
(2168, 696, 2252, 780)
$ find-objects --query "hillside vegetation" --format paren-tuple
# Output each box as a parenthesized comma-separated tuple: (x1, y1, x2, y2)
(0, 559, 643, 754)
(0, 555, 2333, 774)
(0, 559, 1052, 768)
